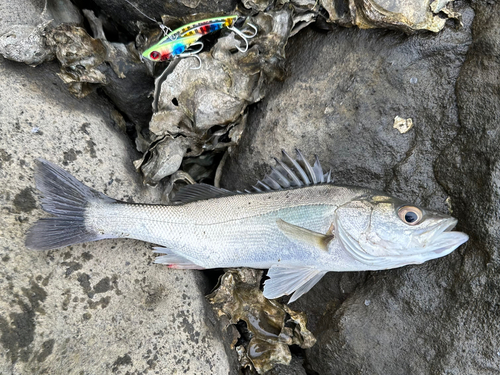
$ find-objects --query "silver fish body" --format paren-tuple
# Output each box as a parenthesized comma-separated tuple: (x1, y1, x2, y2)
(26, 152, 469, 302)
(89, 184, 365, 269)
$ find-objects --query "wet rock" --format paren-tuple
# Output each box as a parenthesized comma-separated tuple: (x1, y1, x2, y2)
(321, 0, 461, 33)
(433, 2, 500, 370)
(0, 58, 237, 374)
(221, 2, 480, 373)
(208, 269, 315, 374)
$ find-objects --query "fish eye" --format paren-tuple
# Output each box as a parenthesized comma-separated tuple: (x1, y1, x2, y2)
(398, 206, 423, 225)
(150, 51, 160, 60)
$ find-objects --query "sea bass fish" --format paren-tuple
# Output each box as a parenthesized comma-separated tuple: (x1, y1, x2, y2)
(25, 151, 469, 302)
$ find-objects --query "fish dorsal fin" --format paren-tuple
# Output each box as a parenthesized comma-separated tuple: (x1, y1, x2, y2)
(276, 219, 334, 252)
(263, 266, 327, 302)
(173, 183, 235, 204)
(248, 149, 333, 193)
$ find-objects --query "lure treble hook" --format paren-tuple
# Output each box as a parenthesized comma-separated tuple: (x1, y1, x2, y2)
(179, 41, 204, 70)
(227, 23, 258, 53)
(140, 15, 259, 69)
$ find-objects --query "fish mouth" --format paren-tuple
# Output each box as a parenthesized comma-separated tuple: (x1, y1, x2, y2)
(416, 217, 469, 257)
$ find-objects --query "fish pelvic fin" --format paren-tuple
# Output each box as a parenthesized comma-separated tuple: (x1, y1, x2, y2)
(153, 247, 205, 269)
(276, 219, 334, 252)
(263, 266, 327, 303)
(25, 159, 117, 251)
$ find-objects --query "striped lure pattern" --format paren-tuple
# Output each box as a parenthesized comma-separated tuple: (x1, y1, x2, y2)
(163, 16, 237, 41)
(142, 35, 201, 62)
(142, 15, 238, 62)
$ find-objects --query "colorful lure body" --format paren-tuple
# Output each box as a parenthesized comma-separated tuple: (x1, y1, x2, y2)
(142, 15, 239, 62)
(162, 15, 238, 42)
(142, 34, 201, 62)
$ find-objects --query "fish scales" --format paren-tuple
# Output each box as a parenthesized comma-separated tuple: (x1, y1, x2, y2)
(25, 154, 468, 302)
(87, 185, 366, 268)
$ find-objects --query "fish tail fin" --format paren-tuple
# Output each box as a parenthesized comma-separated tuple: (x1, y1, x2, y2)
(25, 159, 117, 251)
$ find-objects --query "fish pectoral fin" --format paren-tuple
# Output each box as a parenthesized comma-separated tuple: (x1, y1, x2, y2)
(263, 266, 327, 303)
(153, 247, 205, 270)
(276, 219, 334, 252)
(172, 183, 235, 204)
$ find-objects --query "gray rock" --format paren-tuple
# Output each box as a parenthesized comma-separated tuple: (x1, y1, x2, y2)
(242, 0, 274, 12)
(0, 0, 83, 66)
(266, 356, 308, 375)
(320, 0, 461, 33)
(221, 2, 491, 374)
(92, 0, 237, 35)
(0, 0, 46, 35)
(0, 58, 236, 374)
(0, 23, 54, 66)
(98, 41, 154, 129)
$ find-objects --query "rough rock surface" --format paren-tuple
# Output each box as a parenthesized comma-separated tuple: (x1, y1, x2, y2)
(0, 0, 83, 66)
(321, 0, 461, 33)
(220, 1, 500, 373)
(0, 58, 237, 374)
(91, 0, 237, 35)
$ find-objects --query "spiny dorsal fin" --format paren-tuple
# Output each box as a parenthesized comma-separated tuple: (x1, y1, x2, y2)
(176, 150, 333, 200)
(173, 183, 235, 204)
(246, 149, 333, 193)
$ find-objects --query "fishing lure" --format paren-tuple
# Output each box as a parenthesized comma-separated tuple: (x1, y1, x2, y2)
(142, 34, 204, 63)
(142, 15, 257, 66)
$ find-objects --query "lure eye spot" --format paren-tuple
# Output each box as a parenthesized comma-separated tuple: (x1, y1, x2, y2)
(150, 51, 160, 60)
(398, 206, 423, 225)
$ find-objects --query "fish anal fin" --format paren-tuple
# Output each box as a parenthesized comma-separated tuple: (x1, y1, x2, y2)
(173, 183, 234, 204)
(276, 219, 334, 252)
(263, 266, 327, 302)
(153, 247, 205, 270)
